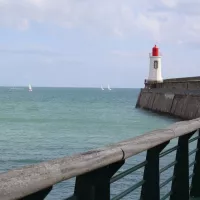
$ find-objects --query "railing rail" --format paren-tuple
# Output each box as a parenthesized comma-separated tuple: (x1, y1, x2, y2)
(1, 118, 200, 199)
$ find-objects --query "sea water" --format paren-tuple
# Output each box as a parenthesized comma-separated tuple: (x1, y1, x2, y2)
(0, 87, 195, 199)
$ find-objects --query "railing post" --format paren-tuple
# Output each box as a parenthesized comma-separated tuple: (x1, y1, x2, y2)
(70, 160, 124, 200)
(19, 186, 53, 200)
(170, 132, 194, 200)
(140, 141, 169, 200)
(190, 129, 200, 197)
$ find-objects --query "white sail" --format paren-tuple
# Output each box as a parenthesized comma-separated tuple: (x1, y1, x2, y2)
(108, 84, 111, 90)
(28, 84, 32, 91)
(101, 85, 104, 90)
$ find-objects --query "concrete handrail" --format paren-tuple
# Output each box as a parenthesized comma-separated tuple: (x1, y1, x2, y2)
(1, 118, 200, 200)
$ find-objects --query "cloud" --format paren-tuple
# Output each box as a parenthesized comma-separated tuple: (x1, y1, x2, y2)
(0, 45, 85, 65)
(0, 0, 200, 44)
(111, 50, 146, 58)
(0, 46, 63, 56)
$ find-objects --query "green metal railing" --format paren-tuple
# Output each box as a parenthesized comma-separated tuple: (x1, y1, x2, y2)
(109, 133, 200, 200)
(107, 134, 199, 200)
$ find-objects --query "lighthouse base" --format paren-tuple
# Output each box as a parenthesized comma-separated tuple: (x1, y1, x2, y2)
(144, 79, 163, 89)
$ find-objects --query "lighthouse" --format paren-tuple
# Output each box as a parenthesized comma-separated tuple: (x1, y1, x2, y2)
(147, 45, 163, 84)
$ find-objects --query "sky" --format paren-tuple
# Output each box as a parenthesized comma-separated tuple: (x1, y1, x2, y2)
(0, 0, 200, 88)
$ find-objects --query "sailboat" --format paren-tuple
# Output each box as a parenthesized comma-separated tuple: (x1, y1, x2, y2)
(101, 85, 104, 90)
(28, 84, 32, 92)
(108, 84, 111, 91)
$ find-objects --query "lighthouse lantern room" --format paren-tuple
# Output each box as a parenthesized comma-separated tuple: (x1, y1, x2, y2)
(146, 45, 163, 85)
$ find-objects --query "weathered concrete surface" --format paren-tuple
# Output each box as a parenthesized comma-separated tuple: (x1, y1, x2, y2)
(156, 81, 200, 90)
(137, 77, 200, 119)
(153, 77, 200, 90)
(136, 88, 200, 120)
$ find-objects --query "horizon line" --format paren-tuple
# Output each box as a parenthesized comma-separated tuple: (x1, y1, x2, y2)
(0, 85, 141, 89)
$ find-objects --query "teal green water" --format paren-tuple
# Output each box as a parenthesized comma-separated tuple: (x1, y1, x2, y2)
(0, 87, 194, 199)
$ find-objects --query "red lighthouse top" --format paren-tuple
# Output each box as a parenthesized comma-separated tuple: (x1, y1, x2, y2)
(152, 45, 159, 56)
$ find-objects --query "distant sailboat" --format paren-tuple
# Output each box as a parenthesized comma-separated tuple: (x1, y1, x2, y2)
(108, 84, 111, 90)
(28, 84, 32, 92)
(101, 85, 104, 90)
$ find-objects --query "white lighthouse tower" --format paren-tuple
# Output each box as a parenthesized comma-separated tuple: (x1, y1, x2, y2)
(147, 45, 163, 83)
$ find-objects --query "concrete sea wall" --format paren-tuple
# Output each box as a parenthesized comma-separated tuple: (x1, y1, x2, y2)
(136, 88, 200, 120)
(155, 81, 200, 90)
